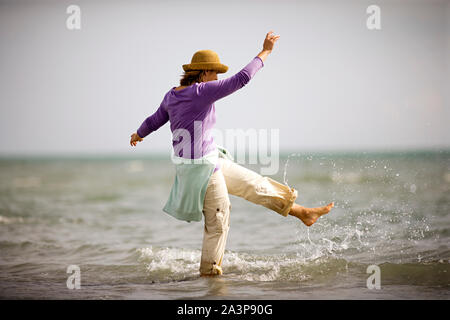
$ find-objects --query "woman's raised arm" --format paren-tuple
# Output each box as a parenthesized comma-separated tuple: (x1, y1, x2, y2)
(195, 31, 280, 106)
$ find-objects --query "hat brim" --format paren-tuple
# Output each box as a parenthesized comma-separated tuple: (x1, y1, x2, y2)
(182, 62, 228, 74)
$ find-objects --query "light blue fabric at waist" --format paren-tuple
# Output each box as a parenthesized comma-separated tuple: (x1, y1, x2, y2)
(162, 145, 233, 222)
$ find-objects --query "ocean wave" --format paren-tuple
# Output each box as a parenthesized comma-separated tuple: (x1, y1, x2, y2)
(137, 246, 201, 282)
(136, 245, 348, 282)
(0, 240, 61, 251)
(222, 252, 352, 282)
(0, 215, 25, 224)
(11, 176, 41, 188)
(134, 245, 450, 285)
(377, 261, 450, 287)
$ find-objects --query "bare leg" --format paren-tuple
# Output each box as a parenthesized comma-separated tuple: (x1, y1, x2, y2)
(288, 202, 334, 227)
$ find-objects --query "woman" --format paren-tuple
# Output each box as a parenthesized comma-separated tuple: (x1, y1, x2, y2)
(130, 31, 334, 276)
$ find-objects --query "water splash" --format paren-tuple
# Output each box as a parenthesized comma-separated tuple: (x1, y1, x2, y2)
(136, 245, 351, 282)
(137, 246, 201, 281)
(282, 152, 301, 187)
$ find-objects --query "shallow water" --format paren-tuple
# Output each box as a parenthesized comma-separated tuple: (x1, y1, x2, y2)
(0, 151, 449, 299)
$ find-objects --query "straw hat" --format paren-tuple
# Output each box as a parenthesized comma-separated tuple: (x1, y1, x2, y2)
(182, 50, 228, 74)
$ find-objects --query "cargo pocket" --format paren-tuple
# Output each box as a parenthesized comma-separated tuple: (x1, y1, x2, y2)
(214, 200, 230, 234)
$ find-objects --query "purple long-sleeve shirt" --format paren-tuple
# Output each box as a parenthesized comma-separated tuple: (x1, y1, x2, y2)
(137, 56, 264, 172)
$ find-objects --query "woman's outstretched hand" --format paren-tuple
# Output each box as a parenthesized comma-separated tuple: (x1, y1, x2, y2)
(130, 132, 143, 147)
(257, 31, 281, 62)
(262, 30, 280, 52)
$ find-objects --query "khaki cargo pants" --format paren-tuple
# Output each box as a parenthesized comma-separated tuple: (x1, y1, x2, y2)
(199, 157, 298, 276)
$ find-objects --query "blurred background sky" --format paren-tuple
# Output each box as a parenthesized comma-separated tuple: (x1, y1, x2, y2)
(0, 0, 449, 157)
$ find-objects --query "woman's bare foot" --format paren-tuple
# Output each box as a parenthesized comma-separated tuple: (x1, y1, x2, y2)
(288, 202, 334, 227)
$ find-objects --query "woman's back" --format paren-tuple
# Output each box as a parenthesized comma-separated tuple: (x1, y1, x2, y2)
(165, 83, 218, 159)
(135, 56, 265, 162)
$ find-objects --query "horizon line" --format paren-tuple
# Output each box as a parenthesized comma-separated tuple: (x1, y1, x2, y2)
(0, 146, 449, 160)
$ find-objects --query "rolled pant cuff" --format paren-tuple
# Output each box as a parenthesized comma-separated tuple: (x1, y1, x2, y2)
(199, 262, 223, 276)
(279, 187, 298, 217)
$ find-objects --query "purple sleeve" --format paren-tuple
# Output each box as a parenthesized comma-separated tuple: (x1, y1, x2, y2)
(136, 102, 169, 138)
(195, 56, 264, 105)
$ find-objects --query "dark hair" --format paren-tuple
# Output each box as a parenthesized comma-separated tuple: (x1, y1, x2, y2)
(179, 70, 208, 86)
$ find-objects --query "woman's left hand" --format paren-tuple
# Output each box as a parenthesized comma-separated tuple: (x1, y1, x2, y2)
(130, 132, 143, 146)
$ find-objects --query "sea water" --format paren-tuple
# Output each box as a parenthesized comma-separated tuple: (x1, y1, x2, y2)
(0, 151, 449, 299)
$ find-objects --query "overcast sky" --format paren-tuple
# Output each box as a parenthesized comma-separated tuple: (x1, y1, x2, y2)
(0, 0, 449, 156)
